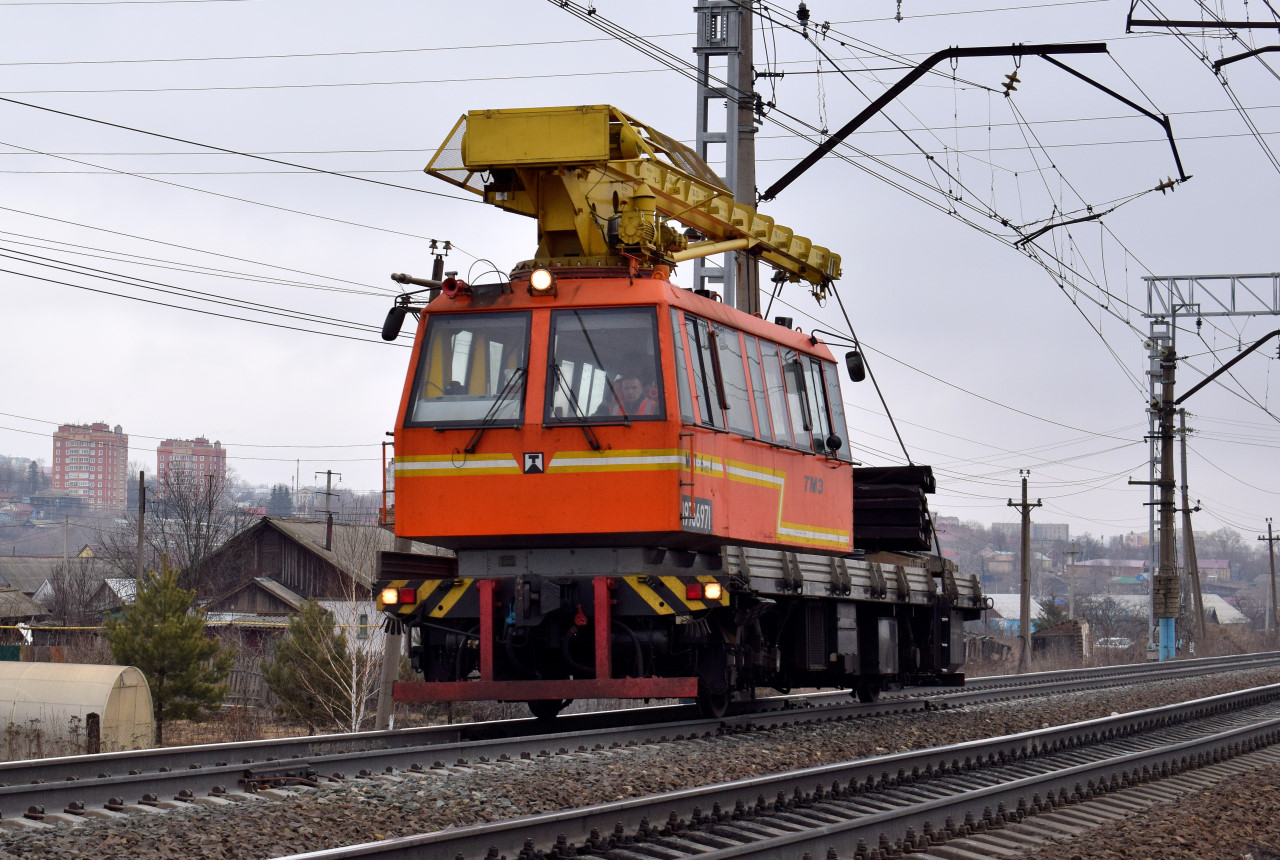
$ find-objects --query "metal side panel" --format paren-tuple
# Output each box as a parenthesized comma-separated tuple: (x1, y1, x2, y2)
(724, 546, 941, 606)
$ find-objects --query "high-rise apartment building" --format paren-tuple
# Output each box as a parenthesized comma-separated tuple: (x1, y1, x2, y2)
(157, 437, 227, 482)
(51, 423, 129, 511)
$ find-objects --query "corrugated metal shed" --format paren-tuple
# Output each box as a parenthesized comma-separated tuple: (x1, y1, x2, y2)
(0, 663, 154, 752)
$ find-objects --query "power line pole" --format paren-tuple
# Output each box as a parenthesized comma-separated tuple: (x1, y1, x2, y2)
(1065, 543, 1080, 619)
(315, 470, 341, 551)
(1261, 518, 1278, 634)
(1178, 409, 1205, 641)
(204, 472, 215, 553)
(693, 0, 759, 313)
(1008, 470, 1041, 674)
(1153, 342, 1180, 661)
(1140, 277, 1280, 653)
(135, 471, 146, 582)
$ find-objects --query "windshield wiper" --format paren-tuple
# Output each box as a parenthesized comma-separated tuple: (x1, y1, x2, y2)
(464, 367, 526, 454)
(550, 364, 602, 451)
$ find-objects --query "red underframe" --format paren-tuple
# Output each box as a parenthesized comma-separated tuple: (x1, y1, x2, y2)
(394, 576, 699, 703)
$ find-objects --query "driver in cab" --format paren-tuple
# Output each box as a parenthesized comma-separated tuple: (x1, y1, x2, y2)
(600, 372, 658, 417)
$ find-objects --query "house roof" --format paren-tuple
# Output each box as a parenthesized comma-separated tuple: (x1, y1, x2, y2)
(101, 578, 138, 604)
(0, 588, 48, 620)
(204, 611, 291, 629)
(0, 557, 61, 594)
(204, 577, 307, 614)
(1203, 593, 1248, 624)
(984, 594, 1023, 618)
(1072, 559, 1147, 568)
(257, 517, 453, 587)
(1068, 593, 1249, 625)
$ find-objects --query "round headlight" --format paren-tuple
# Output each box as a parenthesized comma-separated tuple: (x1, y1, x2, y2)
(528, 268, 556, 295)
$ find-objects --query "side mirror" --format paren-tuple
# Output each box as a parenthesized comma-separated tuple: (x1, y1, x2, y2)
(845, 349, 866, 383)
(381, 306, 408, 341)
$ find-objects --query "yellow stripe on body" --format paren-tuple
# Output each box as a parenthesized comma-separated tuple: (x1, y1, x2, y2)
(691, 452, 723, 477)
(623, 575, 675, 615)
(395, 454, 520, 477)
(717, 456, 851, 548)
(547, 449, 686, 473)
(723, 458, 786, 490)
(429, 579, 474, 618)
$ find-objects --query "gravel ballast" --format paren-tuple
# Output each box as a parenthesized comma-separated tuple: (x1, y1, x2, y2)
(4, 669, 1280, 859)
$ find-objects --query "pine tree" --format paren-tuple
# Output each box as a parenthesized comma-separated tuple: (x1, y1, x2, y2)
(261, 599, 354, 733)
(26, 460, 42, 495)
(266, 484, 293, 517)
(104, 563, 235, 745)
(1035, 593, 1070, 630)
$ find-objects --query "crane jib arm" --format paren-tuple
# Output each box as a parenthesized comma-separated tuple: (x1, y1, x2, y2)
(424, 105, 841, 286)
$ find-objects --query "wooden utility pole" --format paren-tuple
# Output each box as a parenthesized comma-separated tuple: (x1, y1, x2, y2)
(375, 534, 412, 731)
(135, 471, 146, 581)
(1065, 543, 1080, 619)
(1261, 518, 1279, 634)
(1008, 470, 1041, 674)
(1178, 410, 1205, 640)
(315, 470, 341, 551)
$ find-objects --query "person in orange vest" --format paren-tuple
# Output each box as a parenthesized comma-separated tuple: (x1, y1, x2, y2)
(604, 372, 659, 417)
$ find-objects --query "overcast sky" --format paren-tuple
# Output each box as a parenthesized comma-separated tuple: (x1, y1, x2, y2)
(2, 0, 1277, 543)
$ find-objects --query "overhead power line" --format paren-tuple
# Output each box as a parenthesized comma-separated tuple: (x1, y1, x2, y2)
(0, 95, 471, 203)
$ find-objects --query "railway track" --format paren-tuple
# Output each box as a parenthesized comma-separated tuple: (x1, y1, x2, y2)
(278, 681, 1280, 860)
(0, 652, 1276, 842)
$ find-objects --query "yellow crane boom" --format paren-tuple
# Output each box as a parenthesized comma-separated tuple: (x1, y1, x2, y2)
(425, 105, 841, 288)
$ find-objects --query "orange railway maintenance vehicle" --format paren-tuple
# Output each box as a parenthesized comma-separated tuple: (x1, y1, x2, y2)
(376, 106, 985, 718)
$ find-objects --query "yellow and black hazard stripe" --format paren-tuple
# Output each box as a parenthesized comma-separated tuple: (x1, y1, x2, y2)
(615, 574, 730, 616)
(377, 578, 475, 619)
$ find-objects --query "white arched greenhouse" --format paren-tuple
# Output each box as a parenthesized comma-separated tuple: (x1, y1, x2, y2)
(0, 663, 154, 757)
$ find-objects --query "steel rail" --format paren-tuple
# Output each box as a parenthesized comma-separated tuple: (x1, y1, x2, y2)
(273, 682, 1280, 860)
(2, 651, 1277, 827)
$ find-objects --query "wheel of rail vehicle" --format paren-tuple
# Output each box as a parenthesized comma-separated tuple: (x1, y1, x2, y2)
(696, 685, 731, 719)
(853, 681, 881, 704)
(527, 698, 572, 720)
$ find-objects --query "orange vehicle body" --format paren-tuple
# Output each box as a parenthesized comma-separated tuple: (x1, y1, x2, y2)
(392, 267, 854, 555)
(375, 106, 980, 718)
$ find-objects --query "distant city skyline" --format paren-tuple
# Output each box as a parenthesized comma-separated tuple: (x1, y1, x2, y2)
(2, 1, 1276, 537)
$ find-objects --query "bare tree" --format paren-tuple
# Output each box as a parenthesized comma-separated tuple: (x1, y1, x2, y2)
(260, 523, 386, 733)
(321, 522, 386, 731)
(40, 557, 113, 663)
(44, 557, 106, 630)
(1076, 595, 1134, 641)
(101, 467, 255, 596)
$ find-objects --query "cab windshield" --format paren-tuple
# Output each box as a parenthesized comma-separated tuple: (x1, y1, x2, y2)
(406, 311, 530, 426)
(545, 307, 664, 422)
